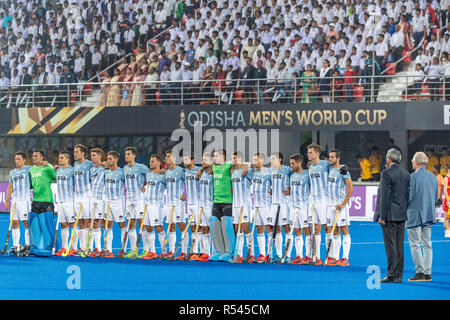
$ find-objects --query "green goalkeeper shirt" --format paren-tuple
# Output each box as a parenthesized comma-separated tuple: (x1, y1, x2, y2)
(212, 162, 233, 204)
(29, 164, 56, 203)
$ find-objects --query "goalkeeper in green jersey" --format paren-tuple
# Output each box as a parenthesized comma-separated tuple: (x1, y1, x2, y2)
(28, 149, 57, 256)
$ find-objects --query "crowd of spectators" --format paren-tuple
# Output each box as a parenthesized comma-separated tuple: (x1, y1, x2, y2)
(0, 0, 449, 107)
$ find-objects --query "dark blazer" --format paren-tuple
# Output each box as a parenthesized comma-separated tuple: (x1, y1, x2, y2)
(379, 163, 410, 222)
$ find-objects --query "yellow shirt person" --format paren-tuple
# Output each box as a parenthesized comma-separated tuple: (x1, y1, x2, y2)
(426, 153, 439, 173)
(357, 155, 373, 181)
(440, 149, 450, 176)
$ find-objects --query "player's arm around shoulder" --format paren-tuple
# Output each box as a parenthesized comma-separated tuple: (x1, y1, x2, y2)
(44, 162, 57, 180)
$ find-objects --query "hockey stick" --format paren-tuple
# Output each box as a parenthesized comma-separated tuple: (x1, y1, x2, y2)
(167, 213, 195, 261)
(62, 204, 83, 257)
(231, 207, 244, 263)
(1, 203, 16, 255)
(159, 205, 175, 260)
(187, 207, 204, 260)
(323, 208, 340, 266)
(243, 207, 258, 264)
(116, 204, 135, 258)
(51, 204, 61, 255)
(310, 204, 316, 265)
(101, 203, 111, 258)
(130, 203, 148, 259)
(281, 208, 299, 264)
(266, 204, 281, 264)
(83, 202, 98, 257)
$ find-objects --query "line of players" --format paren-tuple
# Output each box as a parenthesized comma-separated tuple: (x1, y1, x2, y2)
(6, 143, 353, 265)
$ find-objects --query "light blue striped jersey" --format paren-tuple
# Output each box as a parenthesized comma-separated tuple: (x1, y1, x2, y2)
(124, 163, 148, 202)
(327, 165, 351, 205)
(199, 170, 214, 208)
(184, 166, 201, 205)
(165, 166, 185, 205)
(231, 166, 253, 208)
(9, 166, 31, 201)
(271, 165, 292, 205)
(90, 165, 106, 200)
(56, 166, 74, 203)
(290, 170, 310, 207)
(104, 167, 125, 201)
(145, 171, 166, 207)
(308, 160, 331, 202)
(251, 167, 272, 208)
(74, 159, 93, 197)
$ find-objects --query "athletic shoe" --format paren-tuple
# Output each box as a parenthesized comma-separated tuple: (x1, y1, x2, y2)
(255, 254, 266, 263)
(89, 249, 102, 257)
(313, 258, 322, 265)
(209, 252, 222, 262)
(175, 253, 188, 261)
(337, 258, 350, 266)
(247, 255, 255, 263)
(290, 256, 302, 264)
(103, 250, 114, 258)
(424, 275, 432, 281)
(326, 257, 338, 266)
(115, 250, 126, 258)
(189, 253, 199, 261)
(138, 250, 149, 259)
(263, 254, 270, 263)
(68, 249, 80, 256)
(124, 251, 137, 258)
(55, 248, 67, 256)
(301, 257, 312, 265)
(164, 252, 173, 259)
(273, 255, 282, 264)
(218, 253, 233, 263)
(233, 255, 244, 263)
(142, 252, 157, 260)
(408, 273, 425, 282)
(196, 253, 210, 261)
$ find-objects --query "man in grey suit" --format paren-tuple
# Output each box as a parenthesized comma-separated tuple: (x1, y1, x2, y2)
(407, 152, 438, 282)
(374, 148, 410, 283)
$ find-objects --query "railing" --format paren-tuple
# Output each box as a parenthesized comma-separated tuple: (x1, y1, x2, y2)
(0, 74, 448, 108)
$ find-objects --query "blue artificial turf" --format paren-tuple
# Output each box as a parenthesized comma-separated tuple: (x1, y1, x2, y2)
(0, 216, 449, 300)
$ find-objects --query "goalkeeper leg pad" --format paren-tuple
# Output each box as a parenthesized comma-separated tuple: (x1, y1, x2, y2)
(218, 216, 236, 262)
(35, 212, 54, 256)
(209, 216, 225, 261)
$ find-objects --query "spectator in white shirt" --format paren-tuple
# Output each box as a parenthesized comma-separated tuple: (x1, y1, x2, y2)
(390, 25, 405, 71)
(424, 56, 443, 100)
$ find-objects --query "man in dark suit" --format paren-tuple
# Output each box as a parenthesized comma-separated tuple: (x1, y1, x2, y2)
(83, 44, 93, 80)
(19, 66, 32, 107)
(240, 57, 257, 103)
(374, 148, 410, 283)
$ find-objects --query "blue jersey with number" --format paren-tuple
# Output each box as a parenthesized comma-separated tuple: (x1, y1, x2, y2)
(184, 166, 201, 205)
(271, 165, 292, 205)
(9, 166, 31, 201)
(251, 167, 272, 208)
(290, 170, 310, 207)
(165, 166, 185, 205)
(232, 167, 253, 208)
(328, 166, 351, 205)
(145, 171, 166, 207)
(199, 170, 214, 208)
(74, 160, 93, 197)
(56, 166, 74, 203)
(90, 165, 106, 201)
(124, 163, 148, 202)
(105, 167, 125, 201)
(308, 160, 331, 202)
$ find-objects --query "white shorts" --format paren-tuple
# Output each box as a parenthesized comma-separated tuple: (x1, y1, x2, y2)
(144, 205, 163, 227)
(327, 204, 350, 227)
(254, 207, 270, 226)
(186, 204, 200, 225)
(91, 199, 105, 220)
(232, 206, 252, 224)
(310, 201, 328, 225)
(266, 204, 290, 226)
(74, 197, 91, 219)
(11, 199, 30, 221)
(58, 202, 75, 224)
(164, 204, 186, 224)
(106, 199, 126, 223)
(289, 203, 311, 229)
(126, 200, 145, 220)
(199, 206, 212, 227)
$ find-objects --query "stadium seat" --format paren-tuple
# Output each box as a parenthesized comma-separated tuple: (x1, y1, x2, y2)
(421, 84, 431, 99)
(385, 63, 396, 75)
(353, 85, 364, 101)
(234, 89, 245, 103)
(82, 82, 93, 96)
(402, 50, 411, 64)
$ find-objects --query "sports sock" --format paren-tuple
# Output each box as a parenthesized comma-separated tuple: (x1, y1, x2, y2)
(120, 227, 127, 251)
(342, 233, 351, 260)
(24, 228, 30, 246)
(286, 233, 294, 258)
(79, 229, 86, 251)
(128, 228, 137, 252)
(192, 233, 199, 254)
(325, 232, 332, 254)
(168, 231, 176, 253)
(142, 230, 149, 252)
(107, 229, 113, 252)
(182, 232, 189, 254)
(305, 235, 311, 258)
(93, 228, 101, 251)
(294, 234, 303, 258)
(148, 231, 155, 253)
(61, 228, 69, 249)
(275, 232, 282, 258)
(245, 233, 254, 256)
(314, 234, 321, 260)
(257, 233, 266, 256)
(333, 234, 341, 260)
(237, 232, 244, 257)
(12, 228, 20, 247)
(202, 233, 210, 255)
(267, 232, 273, 256)
(158, 231, 165, 253)
(88, 229, 94, 252)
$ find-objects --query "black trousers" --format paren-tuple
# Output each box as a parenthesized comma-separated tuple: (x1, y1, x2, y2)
(381, 220, 405, 279)
(31, 201, 54, 214)
(212, 203, 232, 219)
